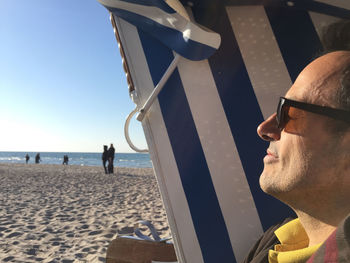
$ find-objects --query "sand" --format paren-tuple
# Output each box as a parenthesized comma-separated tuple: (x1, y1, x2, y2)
(0, 163, 170, 263)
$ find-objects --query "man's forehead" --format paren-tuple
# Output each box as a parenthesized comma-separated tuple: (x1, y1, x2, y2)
(286, 51, 350, 106)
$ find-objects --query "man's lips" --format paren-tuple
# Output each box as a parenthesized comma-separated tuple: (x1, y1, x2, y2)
(267, 149, 278, 158)
(264, 149, 278, 163)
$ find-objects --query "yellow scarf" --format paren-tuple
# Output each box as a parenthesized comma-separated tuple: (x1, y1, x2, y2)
(268, 219, 322, 263)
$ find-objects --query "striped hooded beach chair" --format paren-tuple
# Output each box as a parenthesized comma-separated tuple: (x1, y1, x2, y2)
(97, 0, 350, 262)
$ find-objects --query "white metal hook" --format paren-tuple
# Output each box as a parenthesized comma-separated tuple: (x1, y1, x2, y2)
(124, 107, 148, 153)
(124, 53, 181, 152)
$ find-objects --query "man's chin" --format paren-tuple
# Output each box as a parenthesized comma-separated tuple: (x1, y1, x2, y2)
(259, 171, 282, 196)
(259, 172, 270, 193)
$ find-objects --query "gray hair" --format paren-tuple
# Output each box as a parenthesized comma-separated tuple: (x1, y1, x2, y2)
(320, 19, 350, 131)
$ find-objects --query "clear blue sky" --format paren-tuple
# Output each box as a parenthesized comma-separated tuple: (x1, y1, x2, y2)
(0, 0, 147, 153)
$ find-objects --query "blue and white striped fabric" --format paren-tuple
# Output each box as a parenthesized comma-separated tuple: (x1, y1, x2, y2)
(98, 0, 221, 60)
(102, 1, 350, 263)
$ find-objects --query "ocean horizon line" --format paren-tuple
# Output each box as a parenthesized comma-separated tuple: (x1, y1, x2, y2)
(0, 152, 152, 168)
(0, 150, 148, 154)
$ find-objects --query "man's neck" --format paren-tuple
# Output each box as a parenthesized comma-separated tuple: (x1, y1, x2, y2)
(294, 210, 337, 247)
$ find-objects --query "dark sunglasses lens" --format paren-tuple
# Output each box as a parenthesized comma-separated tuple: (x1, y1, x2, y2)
(277, 98, 284, 129)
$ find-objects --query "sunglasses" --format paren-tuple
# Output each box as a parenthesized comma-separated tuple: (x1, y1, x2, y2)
(276, 97, 350, 130)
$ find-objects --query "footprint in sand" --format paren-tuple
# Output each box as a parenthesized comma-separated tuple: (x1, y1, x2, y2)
(6, 232, 22, 238)
(43, 227, 54, 233)
(9, 224, 22, 229)
(3, 256, 15, 262)
(26, 248, 37, 256)
(118, 226, 134, 234)
(24, 234, 36, 240)
(39, 233, 47, 239)
(82, 247, 90, 252)
(88, 230, 102, 236)
(49, 237, 64, 242)
(103, 233, 114, 239)
(66, 232, 75, 238)
(2, 221, 15, 225)
(75, 252, 85, 258)
(63, 225, 71, 230)
(82, 245, 99, 253)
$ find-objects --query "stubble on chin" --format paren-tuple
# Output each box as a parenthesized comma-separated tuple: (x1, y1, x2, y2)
(259, 169, 280, 196)
(259, 164, 295, 200)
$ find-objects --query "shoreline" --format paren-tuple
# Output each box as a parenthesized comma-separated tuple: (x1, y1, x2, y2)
(0, 163, 169, 262)
(0, 162, 153, 170)
(0, 152, 153, 169)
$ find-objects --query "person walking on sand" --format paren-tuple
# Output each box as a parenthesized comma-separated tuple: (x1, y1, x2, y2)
(102, 145, 108, 174)
(107, 143, 115, 174)
(35, 153, 41, 164)
(62, 155, 69, 165)
(25, 154, 30, 164)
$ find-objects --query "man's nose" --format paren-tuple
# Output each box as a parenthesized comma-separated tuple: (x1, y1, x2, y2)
(257, 113, 281, 141)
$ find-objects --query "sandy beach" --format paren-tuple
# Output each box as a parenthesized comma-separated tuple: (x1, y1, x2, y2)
(0, 163, 170, 262)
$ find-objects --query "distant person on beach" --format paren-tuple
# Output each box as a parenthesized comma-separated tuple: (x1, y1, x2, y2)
(62, 155, 69, 165)
(107, 144, 115, 174)
(25, 154, 30, 164)
(35, 153, 41, 164)
(102, 145, 108, 174)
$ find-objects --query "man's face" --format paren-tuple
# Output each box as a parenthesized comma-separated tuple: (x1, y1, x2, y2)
(257, 51, 350, 204)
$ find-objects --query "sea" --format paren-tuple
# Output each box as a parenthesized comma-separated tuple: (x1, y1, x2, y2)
(0, 152, 152, 168)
